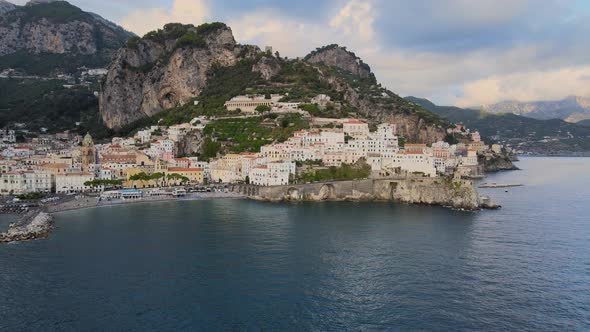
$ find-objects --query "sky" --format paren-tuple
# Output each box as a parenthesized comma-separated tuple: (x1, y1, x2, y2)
(11, 0, 590, 107)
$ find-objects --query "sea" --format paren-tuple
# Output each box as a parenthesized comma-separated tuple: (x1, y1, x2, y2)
(0, 157, 589, 331)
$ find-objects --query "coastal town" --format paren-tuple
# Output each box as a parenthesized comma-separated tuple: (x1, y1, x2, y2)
(0, 93, 503, 204)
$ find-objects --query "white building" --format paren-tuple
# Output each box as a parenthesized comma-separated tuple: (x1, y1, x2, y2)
(224, 95, 273, 113)
(167, 123, 192, 142)
(55, 173, 95, 193)
(382, 152, 437, 177)
(249, 161, 295, 186)
(460, 149, 479, 166)
(0, 171, 53, 195)
(146, 139, 175, 160)
(136, 129, 152, 144)
(343, 119, 370, 137)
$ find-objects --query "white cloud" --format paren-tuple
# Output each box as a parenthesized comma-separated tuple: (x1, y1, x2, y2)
(111, 0, 590, 107)
(120, 0, 210, 36)
(329, 0, 375, 41)
(229, 0, 378, 58)
(453, 66, 590, 107)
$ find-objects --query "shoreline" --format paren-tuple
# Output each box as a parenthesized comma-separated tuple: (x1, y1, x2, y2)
(48, 192, 245, 214)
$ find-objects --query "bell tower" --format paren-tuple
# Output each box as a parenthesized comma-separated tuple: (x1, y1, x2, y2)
(81, 132, 96, 171)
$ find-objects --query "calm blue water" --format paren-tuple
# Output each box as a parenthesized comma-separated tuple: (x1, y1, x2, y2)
(1, 157, 589, 331)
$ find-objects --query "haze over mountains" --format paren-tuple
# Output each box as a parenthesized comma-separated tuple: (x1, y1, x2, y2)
(479, 96, 590, 123)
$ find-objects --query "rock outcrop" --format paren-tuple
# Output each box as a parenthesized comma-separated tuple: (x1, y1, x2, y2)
(0, 209, 53, 243)
(305, 44, 372, 79)
(478, 152, 519, 172)
(99, 23, 260, 130)
(235, 177, 488, 211)
(176, 129, 205, 157)
(252, 55, 281, 80)
(0, 1, 132, 73)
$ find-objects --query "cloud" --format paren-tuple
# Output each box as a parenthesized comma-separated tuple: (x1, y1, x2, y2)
(223, 0, 590, 107)
(229, 0, 378, 58)
(120, 0, 210, 36)
(452, 66, 590, 107)
(329, 0, 375, 41)
(56, 0, 590, 107)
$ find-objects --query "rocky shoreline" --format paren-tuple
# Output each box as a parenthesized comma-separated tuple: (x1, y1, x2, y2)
(234, 177, 500, 211)
(479, 152, 520, 172)
(0, 209, 53, 243)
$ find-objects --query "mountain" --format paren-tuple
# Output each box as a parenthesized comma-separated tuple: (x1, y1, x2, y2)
(407, 96, 590, 155)
(0, 0, 16, 15)
(0, 77, 105, 135)
(100, 24, 447, 143)
(0, 0, 133, 75)
(304, 44, 373, 79)
(480, 96, 590, 123)
(577, 119, 590, 127)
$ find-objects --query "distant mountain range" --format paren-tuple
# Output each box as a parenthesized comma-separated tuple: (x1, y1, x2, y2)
(406, 96, 590, 155)
(479, 96, 590, 123)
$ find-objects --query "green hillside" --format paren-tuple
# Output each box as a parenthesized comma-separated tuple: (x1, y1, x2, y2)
(0, 78, 111, 137)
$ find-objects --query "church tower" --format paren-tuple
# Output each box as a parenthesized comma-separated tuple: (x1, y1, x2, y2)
(81, 132, 96, 172)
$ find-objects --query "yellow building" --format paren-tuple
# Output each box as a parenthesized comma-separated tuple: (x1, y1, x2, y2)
(124, 168, 159, 189)
(165, 168, 204, 185)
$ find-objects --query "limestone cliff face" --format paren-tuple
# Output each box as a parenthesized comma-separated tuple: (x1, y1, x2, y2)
(241, 177, 483, 211)
(305, 44, 372, 79)
(100, 24, 260, 130)
(0, 1, 131, 68)
(478, 152, 519, 172)
(0, 18, 99, 55)
(176, 130, 204, 157)
(373, 178, 481, 210)
(252, 55, 281, 80)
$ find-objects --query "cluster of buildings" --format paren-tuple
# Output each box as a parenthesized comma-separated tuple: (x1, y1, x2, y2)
(0, 114, 297, 196)
(257, 119, 486, 178)
(0, 107, 493, 197)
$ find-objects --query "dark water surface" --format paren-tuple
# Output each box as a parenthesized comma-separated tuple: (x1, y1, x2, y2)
(0, 214, 17, 232)
(1, 157, 589, 331)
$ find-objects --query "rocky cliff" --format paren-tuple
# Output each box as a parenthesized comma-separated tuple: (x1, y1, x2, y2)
(478, 152, 519, 172)
(235, 177, 485, 211)
(100, 25, 447, 144)
(305, 44, 373, 79)
(100, 23, 260, 130)
(0, 0, 132, 74)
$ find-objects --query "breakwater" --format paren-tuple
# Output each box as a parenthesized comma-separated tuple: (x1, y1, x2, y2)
(232, 176, 490, 210)
(0, 209, 53, 243)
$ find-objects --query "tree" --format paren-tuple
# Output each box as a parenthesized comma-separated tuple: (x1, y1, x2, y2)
(444, 133, 459, 145)
(255, 105, 271, 114)
(167, 173, 190, 185)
